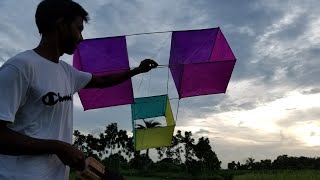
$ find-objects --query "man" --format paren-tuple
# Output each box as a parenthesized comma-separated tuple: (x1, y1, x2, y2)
(0, 0, 158, 179)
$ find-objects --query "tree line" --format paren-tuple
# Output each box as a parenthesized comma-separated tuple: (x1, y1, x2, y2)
(73, 123, 221, 175)
(73, 122, 320, 176)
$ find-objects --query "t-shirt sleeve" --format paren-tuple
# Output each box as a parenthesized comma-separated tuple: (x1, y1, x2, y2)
(0, 64, 29, 122)
(68, 64, 92, 94)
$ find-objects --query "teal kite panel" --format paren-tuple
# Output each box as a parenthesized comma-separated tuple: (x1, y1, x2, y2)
(131, 95, 167, 120)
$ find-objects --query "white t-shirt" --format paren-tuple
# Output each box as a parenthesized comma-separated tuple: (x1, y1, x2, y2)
(0, 50, 92, 180)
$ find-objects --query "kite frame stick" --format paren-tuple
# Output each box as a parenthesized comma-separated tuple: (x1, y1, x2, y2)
(108, 27, 218, 38)
(125, 30, 172, 37)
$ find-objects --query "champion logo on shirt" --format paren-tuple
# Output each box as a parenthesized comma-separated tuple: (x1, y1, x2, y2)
(42, 92, 72, 105)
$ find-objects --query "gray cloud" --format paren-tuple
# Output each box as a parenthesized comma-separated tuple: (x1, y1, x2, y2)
(194, 129, 211, 136)
(74, 104, 134, 135)
(1, 0, 320, 168)
(277, 108, 320, 127)
(302, 88, 320, 95)
(0, 48, 22, 62)
(310, 132, 316, 137)
(181, 113, 318, 168)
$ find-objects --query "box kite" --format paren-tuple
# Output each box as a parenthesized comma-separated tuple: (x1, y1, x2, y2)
(72, 27, 236, 151)
(73, 27, 236, 109)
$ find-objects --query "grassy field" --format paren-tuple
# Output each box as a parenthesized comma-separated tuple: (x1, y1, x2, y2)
(70, 170, 320, 180)
(233, 170, 320, 180)
(69, 173, 166, 180)
(124, 177, 166, 180)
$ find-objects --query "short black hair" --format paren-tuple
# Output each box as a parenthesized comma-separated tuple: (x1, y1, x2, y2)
(35, 0, 89, 34)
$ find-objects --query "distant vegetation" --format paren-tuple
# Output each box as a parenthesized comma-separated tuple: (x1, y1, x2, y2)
(72, 123, 320, 179)
(233, 170, 320, 180)
(228, 155, 320, 170)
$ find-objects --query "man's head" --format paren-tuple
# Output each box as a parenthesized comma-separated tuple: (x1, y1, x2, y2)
(35, 0, 89, 55)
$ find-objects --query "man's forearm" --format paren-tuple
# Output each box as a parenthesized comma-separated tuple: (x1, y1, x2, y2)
(84, 59, 158, 89)
(0, 126, 61, 156)
(106, 68, 140, 84)
(86, 68, 141, 89)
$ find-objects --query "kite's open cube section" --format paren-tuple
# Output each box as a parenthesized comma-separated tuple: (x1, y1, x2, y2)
(73, 36, 134, 110)
(131, 95, 175, 151)
(169, 27, 236, 98)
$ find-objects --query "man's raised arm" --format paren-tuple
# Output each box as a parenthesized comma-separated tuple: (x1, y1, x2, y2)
(84, 59, 158, 89)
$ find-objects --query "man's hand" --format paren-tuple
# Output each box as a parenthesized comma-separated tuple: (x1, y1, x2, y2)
(137, 59, 158, 73)
(84, 59, 158, 89)
(55, 141, 86, 171)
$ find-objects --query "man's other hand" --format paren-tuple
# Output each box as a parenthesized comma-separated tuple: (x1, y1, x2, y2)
(55, 141, 86, 171)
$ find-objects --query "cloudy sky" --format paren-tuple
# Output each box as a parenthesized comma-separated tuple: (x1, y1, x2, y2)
(1, 0, 320, 168)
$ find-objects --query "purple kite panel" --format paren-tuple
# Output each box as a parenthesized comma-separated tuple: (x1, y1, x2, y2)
(78, 70, 134, 110)
(169, 28, 236, 99)
(181, 61, 236, 98)
(76, 37, 130, 72)
(169, 28, 218, 65)
(210, 30, 236, 61)
(169, 63, 184, 98)
(73, 49, 82, 71)
(73, 36, 134, 110)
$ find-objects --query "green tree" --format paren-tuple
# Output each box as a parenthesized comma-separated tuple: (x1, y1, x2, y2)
(118, 131, 135, 160)
(194, 137, 221, 170)
(175, 130, 196, 173)
(156, 135, 182, 164)
(176, 130, 195, 162)
(73, 130, 87, 152)
(103, 123, 119, 155)
(259, 159, 272, 170)
(156, 147, 165, 160)
(73, 130, 101, 160)
(245, 157, 255, 170)
(85, 134, 101, 160)
(228, 161, 237, 170)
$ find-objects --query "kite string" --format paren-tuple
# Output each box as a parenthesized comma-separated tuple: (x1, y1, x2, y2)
(150, 30, 217, 67)
(79, 27, 215, 73)
(79, 30, 170, 69)
(139, 32, 171, 95)
(148, 71, 152, 96)
(151, 33, 172, 60)
(156, 29, 220, 95)
(166, 64, 170, 95)
(175, 99, 180, 123)
(137, 73, 145, 92)
(81, 28, 215, 109)
(78, 32, 166, 73)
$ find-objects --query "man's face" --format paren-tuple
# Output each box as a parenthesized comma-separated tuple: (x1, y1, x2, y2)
(62, 16, 84, 55)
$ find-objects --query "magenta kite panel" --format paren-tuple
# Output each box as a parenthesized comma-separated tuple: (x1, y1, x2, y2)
(73, 36, 134, 110)
(169, 27, 236, 98)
